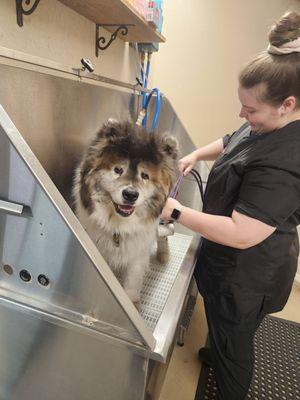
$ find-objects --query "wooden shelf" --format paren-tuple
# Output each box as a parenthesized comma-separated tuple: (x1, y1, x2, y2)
(58, 0, 166, 43)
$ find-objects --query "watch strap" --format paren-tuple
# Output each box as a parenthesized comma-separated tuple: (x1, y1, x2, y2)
(170, 207, 182, 221)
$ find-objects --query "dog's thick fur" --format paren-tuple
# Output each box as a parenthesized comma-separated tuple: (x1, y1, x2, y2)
(73, 119, 178, 305)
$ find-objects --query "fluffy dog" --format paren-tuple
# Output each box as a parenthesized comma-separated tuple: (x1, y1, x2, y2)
(73, 119, 178, 306)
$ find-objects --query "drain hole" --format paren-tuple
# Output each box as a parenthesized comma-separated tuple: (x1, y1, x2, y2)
(3, 264, 13, 275)
(37, 274, 50, 287)
(19, 269, 31, 282)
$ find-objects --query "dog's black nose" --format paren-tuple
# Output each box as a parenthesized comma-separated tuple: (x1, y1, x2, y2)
(122, 187, 139, 203)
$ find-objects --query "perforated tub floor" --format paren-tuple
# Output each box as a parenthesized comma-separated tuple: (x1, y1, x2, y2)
(140, 233, 193, 331)
(195, 315, 300, 400)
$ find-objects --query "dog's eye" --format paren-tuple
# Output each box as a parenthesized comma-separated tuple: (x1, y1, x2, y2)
(114, 167, 123, 175)
(141, 172, 149, 180)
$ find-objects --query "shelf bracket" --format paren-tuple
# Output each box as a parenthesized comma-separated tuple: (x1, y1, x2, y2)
(16, 0, 41, 27)
(95, 24, 133, 57)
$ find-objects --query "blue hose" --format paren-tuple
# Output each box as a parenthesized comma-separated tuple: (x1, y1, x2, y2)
(142, 58, 151, 127)
(150, 88, 161, 130)
(137, 52, 162, 131)
(139, 88, 161, 131)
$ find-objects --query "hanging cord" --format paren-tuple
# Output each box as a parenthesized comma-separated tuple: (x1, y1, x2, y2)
(136, 89, 154, 126)
(131, 44, 149, 120)
(141, 51, 146, 104)
(136, 87, 161, 130)
(189, 169, 204, 202)
(135, 51, 161, 131)
(142, 52, 151, 127)
(133, 44, 149, 88)
(150, 88, 161, 130)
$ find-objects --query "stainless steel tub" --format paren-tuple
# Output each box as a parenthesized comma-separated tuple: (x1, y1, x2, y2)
(0, 51, 208, 400)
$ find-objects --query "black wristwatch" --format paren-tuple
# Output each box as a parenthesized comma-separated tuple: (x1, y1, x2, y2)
(170, 207, 182, 221)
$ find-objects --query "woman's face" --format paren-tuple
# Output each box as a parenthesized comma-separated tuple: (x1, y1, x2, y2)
(238, 84, 284, 134)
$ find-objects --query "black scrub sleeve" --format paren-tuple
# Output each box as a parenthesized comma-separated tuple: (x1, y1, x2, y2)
(222, 130, 240, 149)
(234, 165, 300, 227)
(222, 133, 234, 148)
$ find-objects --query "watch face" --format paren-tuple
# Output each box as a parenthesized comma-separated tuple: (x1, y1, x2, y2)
(171, 208, 181, 220)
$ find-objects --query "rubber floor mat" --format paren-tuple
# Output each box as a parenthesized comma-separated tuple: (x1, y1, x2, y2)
(195, 315, 300, 400)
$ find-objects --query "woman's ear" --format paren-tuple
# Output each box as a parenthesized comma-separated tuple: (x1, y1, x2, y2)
(281, 96, 297, 114)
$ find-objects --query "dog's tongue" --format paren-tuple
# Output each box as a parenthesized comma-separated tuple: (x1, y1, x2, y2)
(119, 205, 134, 211)
(115, 203, 135, 217)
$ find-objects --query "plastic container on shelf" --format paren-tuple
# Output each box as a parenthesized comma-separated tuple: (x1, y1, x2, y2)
(145, 1, 163, 32)
(132, 0, 148, 18)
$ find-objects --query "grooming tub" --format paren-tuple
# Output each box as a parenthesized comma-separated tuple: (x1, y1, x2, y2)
(0, 53, 208, 400)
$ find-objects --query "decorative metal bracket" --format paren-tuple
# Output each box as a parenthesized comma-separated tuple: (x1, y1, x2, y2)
(95, 24, 133, 57)
(16, 0, 41, 27)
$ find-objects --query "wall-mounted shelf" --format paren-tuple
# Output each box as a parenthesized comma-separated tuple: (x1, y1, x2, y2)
(58, 0, 166, 43)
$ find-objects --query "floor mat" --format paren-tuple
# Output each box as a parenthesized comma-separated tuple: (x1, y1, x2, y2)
(195, 315, 300, 400)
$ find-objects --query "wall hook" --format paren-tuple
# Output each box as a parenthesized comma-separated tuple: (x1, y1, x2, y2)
(16, 0, 41, 27)
(81, 58, 94, 73)
(95, 24, 133, 57)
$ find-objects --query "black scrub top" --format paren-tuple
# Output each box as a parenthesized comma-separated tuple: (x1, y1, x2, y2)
(195, 120, 300, 324)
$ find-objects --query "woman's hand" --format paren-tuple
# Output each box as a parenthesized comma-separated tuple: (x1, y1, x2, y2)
(178, 151, 198, 176)
(161, 198, 182, 221)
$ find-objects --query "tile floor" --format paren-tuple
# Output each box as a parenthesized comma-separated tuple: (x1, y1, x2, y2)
(159, 282, 300, 400)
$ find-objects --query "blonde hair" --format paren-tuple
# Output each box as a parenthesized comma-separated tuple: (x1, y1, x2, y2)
(239, 12, 300, 107)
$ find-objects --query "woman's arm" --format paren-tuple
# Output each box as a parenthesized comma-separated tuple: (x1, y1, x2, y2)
(161, 198, 276, 249)
(179, 138, 224, 175)
(192, 138, 224, 161)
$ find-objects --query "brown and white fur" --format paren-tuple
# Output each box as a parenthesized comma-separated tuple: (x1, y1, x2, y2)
(73, 119, 178, 306)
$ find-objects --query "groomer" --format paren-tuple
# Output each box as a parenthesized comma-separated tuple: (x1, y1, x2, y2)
(161, 11, 300, 400)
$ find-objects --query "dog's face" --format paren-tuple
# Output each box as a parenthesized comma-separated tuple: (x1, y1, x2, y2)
(79, 120, 179, 222)
(98, 157, 164, 218)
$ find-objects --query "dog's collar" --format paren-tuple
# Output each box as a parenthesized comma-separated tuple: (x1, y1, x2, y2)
(113, 233, 120, 247)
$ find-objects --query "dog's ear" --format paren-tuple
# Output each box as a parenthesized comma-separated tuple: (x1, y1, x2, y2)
(97, 119, 122, 141)
(158, 133, 179, 160)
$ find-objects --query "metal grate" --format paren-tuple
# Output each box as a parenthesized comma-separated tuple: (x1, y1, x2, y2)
(196, 315, 300, 400)
(140, 233, 193, 331)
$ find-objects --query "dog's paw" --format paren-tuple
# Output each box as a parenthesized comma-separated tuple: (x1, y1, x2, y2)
(156, 237, 170, 264)
(157, 222, 175, 238)
(157, 250, 169, 264)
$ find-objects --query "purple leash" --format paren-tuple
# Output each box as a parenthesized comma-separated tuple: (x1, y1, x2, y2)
(162, 169, 203, 223)
(169, 172, 184, 199)
(159, 172, 184, 224)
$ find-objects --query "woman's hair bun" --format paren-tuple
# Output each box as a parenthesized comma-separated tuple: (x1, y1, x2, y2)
(269, 11, 300, 47)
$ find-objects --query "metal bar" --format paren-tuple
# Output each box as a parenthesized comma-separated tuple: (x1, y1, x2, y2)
(0, 199, 24, 215)
(73, 69, 151, 93)
(0, 46, 153, 95)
